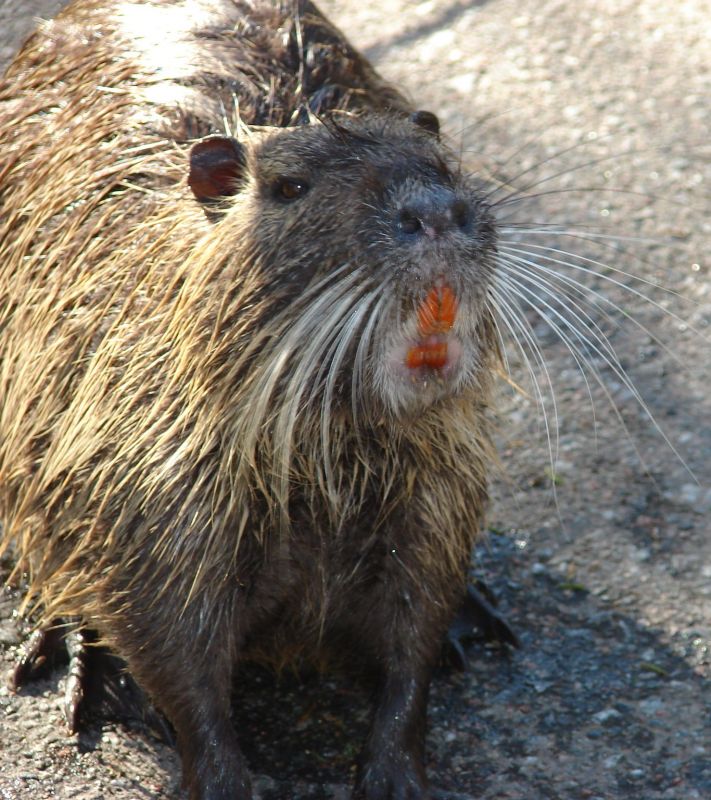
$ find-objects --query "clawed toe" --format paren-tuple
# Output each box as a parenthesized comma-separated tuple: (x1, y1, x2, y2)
(443, 582, 519, 669)
(9, 622, 169, 738)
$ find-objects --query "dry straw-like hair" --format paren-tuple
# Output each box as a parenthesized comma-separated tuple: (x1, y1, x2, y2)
(0, 0, 499, 647)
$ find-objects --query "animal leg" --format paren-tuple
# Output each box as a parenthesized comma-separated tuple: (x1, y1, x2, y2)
(111, 604, 252, 800)
(350, 578, 451, 800)
(354, 657, 433, 800)
(443, 581, 519, 669)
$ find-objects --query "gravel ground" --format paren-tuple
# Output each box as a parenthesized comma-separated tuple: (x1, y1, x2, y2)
(1, 1, 709, 799)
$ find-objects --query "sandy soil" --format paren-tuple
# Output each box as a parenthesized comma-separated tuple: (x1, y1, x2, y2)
(0, 1, 709, 799)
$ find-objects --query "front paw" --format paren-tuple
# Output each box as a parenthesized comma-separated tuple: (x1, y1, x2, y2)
(353, 754, 430, 800)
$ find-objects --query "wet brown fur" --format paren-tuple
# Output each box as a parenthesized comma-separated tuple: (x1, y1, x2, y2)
(0, 1, 500, 797)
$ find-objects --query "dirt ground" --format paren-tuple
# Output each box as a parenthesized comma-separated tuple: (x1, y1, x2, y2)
(0, 1, 709, 799)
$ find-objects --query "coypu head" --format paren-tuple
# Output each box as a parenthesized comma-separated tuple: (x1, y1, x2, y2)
(188, 111, 498, 420)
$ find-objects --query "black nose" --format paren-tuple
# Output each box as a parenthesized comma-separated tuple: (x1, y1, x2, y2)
(395, 189, 471, 240)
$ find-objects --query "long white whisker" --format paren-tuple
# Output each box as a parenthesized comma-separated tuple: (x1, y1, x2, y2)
(352, 287, 392, 429)
(499, 241, 705, 337)
(486, 297, 514, 380)
(492, 184, 693, 213)
(501, 250, 688, 368)
(489, 279, 561, 479)
(484, 141, 676, 207)
(499, 225, 663, 245)
(496, 259, 603, 432)
(496, 259, 695, 479)
(273, 270, 368, 508)
(480, 132, 625, 203)
(319, 288, 381, 511)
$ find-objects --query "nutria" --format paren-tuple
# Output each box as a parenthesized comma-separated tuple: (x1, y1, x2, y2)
(0, 1, 512, 797)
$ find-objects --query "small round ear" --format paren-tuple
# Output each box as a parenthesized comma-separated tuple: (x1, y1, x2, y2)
(410, 110, 440, 138)
(188, 136, 247, 203)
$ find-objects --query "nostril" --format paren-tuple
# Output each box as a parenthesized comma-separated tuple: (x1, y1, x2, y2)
(396, 194, 472, 241)
(397, 208, 423, 236)
(451, 199, 470, 231)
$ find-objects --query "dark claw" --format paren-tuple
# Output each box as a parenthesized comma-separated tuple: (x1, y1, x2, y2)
(9, 622, 172, 741)
(9, 624, 68, 690)
(443, 582, 519, 669)
(9, 621, 89, 729)
(64, 627, 89, 732)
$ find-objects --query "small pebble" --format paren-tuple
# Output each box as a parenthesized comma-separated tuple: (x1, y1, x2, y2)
(593, 708, 622, 724)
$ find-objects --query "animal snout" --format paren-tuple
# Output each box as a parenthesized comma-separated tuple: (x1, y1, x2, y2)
(395, 188, 471, 240)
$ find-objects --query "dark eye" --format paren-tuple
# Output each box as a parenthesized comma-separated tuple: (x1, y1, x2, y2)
(273, 177, 310, 202)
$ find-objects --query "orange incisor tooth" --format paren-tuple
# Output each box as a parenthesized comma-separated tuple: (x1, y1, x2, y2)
(417, 284, 457, 335)
(405, 342, 449, 370)
(405, 285, 456, 370)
